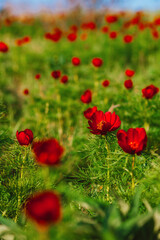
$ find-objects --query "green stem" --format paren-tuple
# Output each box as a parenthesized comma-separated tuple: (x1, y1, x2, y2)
(131, 155, 135, 193)
(105, 141, 110, 201)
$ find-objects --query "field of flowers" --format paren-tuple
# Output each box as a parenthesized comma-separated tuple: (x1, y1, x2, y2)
(0, 8, 160, 240)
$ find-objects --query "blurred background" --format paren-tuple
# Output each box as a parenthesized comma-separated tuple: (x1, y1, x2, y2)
(1, 0, 160, 13)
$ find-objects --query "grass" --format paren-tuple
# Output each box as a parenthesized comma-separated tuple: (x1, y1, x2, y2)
(0, 9, 160, 240)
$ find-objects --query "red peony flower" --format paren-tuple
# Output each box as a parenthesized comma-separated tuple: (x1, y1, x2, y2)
(25, 191, 62, 228)
(16, 129, 33, 146)
(84, 106, 97, 120)
(35, 74, 41, 80)
(23, 88, 29, 95)
(72, 57, 81, 66)
(125, 69, 135, 77)
(117, 128, 147, 155)
(32, 138, 64, 166)
(81, 89, 92, 104)
(67, 33, 77, 42)
(123, 35, 133, 43)
(109, 31, 117, 39)
(92, 58, 103, 67)
(106, 15, 118, 24)
(51, 70, 61, 79)
(102, 80, 110, 87)
(124, 79, 133, 89)
(0, 42, 9, 52)
(60, 75, 68, 84)
(88, 111, 121, 135)
(101, 26, 109, 33)
(142, 85, 159, 99)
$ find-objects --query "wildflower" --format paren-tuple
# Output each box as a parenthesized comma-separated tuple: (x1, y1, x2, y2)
(125, 69, 135, 77)
(124, 79, 133, 89)
(109, 31, 117, 39)
(123, 35, 133, 43)
(102, 80, 110, 87)
(67, 33, 77, 42)
(84, 106, 97, 120)
(32, 139, 64, 166)
(142, 85, 159, 99)
(117, 128, 147, 155)
(23, 89, 29, 95)
(60, 75, 68, 84)
(92, 58, 103, 67)
(72, 57, 81, 66)
(88, 111, 121, 135)
(35, 74, 41, 80)
(51, 70, 61, 79)
(16, 129, 33, 146)
(0, 42, 9, 52)
(81, 90, 92, 104)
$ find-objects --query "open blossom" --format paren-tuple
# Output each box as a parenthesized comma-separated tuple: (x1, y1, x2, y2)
(109, 31, 117, 39)
(84, 106, 97, 120)
(81, 89, 92, 104)
(25, 191, 62, 228)
(102, 80, 110, 87)
(72, 57, 81, 66)
(32, 138, 64, 166)
(117, 128, 147, 155)
(92, 58, 103, 67)
(35, 74, 41, 80)
(23, 88, 29, 95)
(125, 69, 135, 77)
(106, 15, 118, 24)
(123, 35, 133, 43)
(16, 129, 33, 146)
(142, 85, 159, 99)
(101, 26, 109, 33)
(60, 75, 68, 84)
(67, 33, 77, 42)
(51, 70, 61, 79)
(88, 111, 121, 135)
(15, 36, 31, 46)
(0, 42, 9, 52)
(124, 79, 133, 89)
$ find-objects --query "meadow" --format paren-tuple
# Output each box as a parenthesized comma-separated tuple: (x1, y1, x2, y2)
(0, 8, 160, 240)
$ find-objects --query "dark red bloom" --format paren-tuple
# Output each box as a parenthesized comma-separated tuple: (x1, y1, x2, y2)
(102, 80, 110, 87)
(88, 111, 121, 135)
(125, 69, 135, 77)
(51, 70, 61, 79)
(25, 191, 61, 227)
(109, 31, 117, 39)
(106, 15, 118, 24)
(32, 138, 64, 166)
(92, 58, 103, 67)
(123, 35, 133, 43)
(101, 26, 109, 33)
(84, 106, 97, 120)
(67, 33, 77, 42)
(60, 75, 68, 84)
(117, 128, 147, 155)
(45, 32, 61, 42)
(70, 25, 78, 32)
(23, 89, 29, 95)
(0, 42, 9, 52)
(16, 129, 33, 146)
(154, 18, 160, 26)
(72, 57, 81, 66)
(152, 30, 159, 39)
(15, 36, 31, 46)
(124, 79, 133, 89)
(81, 89, 92, 104)
(35, 74, 41, 80)
(142, 85, 159, 99)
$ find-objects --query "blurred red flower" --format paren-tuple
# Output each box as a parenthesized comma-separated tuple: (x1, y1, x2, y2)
(101, 26, 109, 33)
(72, 57, 81, 66)
(102, 80, 110, 87)
(67, 33, 77, 42)
(125, 69, 135, 77)
(15, 36, 31, 46)
(0, 42, 9, 52)
(32, 138, 64, 166)
(60, 75, 68, 84)
(117, 128, 147, 155)
(35, 74, 41, 80)
(70, 25, 78, 32)
(124, 79, 133, 89)
(16, 129, 33, 146)
(81, 89, 92, 104)
(51, 70, 61, 79)
(84, 106, 97, 120)
(92, 58, 103, 67)
(109, 31, 117, 39)
(23, 89, 29, 95)
(25, 191, 61, 228)
(142, 85, 159, 99)
(152, 30, 159, 39)
(88, 111, 121, 135)
(123, 35, 133, 43)
(106, 15, 118, 24)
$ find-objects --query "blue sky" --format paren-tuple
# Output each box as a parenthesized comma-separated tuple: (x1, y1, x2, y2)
(2, 0, 160, 12)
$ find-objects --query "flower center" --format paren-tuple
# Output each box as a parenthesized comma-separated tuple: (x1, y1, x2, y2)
(129, 141, 138, 150)
(97, 120, 106, 130)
